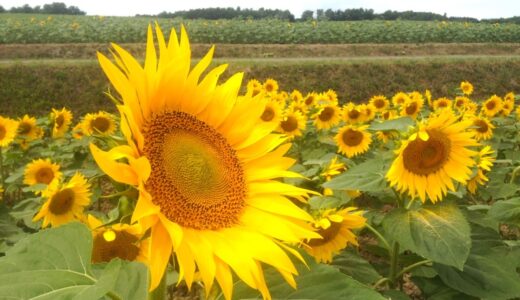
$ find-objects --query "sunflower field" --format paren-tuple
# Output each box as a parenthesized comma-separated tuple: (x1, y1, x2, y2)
(0, 24, 520, 300)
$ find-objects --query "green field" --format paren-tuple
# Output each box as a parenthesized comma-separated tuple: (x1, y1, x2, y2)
(2, 14, 520, 43)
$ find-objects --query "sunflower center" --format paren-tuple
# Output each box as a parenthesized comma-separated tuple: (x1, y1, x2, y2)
(342, 129, 363, 146)
(92, 230, 140, 263)
(402, 130, 451, 176)
(265, 83, 274, 92)
(486, 101, 496, 110)
(55, 115, 65, 128)
(18, 122, 32, 135)
(91, 117, 110, 133)
(438, 101, 448, 108)
(456, 99, 465, 107)
(35, 167, 55, 184)
(280, 116, 298, 132)
(261, 106, 275, 122)
(143, 111, 246, 230)
(319, 107, 335, 122)
(305, 96, 315, 105)
(374, 99, 385, 109)
(474, 119, 489, 133)
(307, 221, 342, 246)
(405, 102, 418, 115)
(48, 188, 75, 215)
(348, 109, 360, 120)
(382, 111, 391, 120)
(0, 126, 5, 140)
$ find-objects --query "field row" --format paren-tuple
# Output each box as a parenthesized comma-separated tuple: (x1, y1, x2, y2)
(2, 14, 520, 43)
(2, 56, 520, 116)
(1, 43, 520, 59)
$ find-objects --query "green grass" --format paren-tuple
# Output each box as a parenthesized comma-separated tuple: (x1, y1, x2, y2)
(2, 55, 519, 117)
(2, 14, 520, 44)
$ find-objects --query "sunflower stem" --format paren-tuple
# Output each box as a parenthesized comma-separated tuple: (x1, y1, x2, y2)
(148, 272, 167, 300)
(395, 259, 432, 279)
(405, 198, 415, 210)
(509, 165, 520, 184)
(364, 222, 390, 250)
(388, 241, 400, 288)
(106, 291, 122, 300)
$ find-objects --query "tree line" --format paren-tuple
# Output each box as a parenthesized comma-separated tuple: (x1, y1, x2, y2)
(0, 2, 85, 15)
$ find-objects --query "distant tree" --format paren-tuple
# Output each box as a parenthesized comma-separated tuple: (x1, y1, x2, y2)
(301, 10, 314, 20)
(8, 2, 85, 15)
(0, 5, 5, 13)
(316, 9, 325, 20)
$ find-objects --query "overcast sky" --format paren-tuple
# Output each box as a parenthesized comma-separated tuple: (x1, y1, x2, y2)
(2, 0, 518, 19)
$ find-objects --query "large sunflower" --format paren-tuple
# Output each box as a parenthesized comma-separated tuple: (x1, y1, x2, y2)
(91, 25, 318, 298)
(0, 116, 18, 147)
(334, 125, 372, 158)
(33, 172, 91, 227)
(386, 110, 478, 203)
(82, 111, 117, 136)
(313, 103, 341, 130)
(51, 108, 73, 138)
(24, 158, 62, 187)
(87, 215, 149, 264)
(304, 208, 366, 263)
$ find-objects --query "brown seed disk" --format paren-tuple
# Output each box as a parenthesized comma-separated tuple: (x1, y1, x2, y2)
(48, 188, 75, 215)
(35, 167, 55, 184)
(402, 130, 451, 176)
(280, 115, 299, 132)
(307, 221, 342, 247)
(342, 129, 363, 146)
(319, 106, 335, 122)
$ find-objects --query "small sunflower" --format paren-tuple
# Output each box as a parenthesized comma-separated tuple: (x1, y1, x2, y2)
(33, 172, 91, 228)
(361, 104, 376, 122)
(304, 208, 366, 263)
(24, 158, 62, 187)
(471, 116, 494, 141)
(288, 100, 308, 116)
(460, 81, 474, 95)
(501, 98, 514, 117)
(369, 95, 390, 112)
(392, 92, 410, 107)
(260, 100, 284, 125)
(88, 215, 149, 265)
(325, 89, 338, 103)
(386, 110, 478, 203)
(290, 90, 303, 102)
(313, 104, 341, 130)
(481, 95, 503, 117)
(72, 123, 85, 139)
(0, 116, 19, 147)
(263, 78, 279, 94)
(380, 109, 397, 121)
(432, 97, 453, 111)
(303, 92, 318, 107)
(321, 156, 346, 196)
(467, 146, 495, 194)
(335, 125, 372, 158)
(342, 102, 365, 124)
(400, 96, 424, 119)
(82, 111, 117, 136)
(376, 130, 399, 144)
(454, 96, 470, 111)
(17, 115, 41, 141)
(247, 79, 262, 97)
(51, 108, 73, 138)
(279, 110, 306, 138)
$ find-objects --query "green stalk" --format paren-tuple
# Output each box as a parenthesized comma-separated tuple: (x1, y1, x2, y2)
(509, 165, 520, 184)
(148, 273, 167, 300)
(388, 242, 400, 288)
(364, 222, 391, 250)
(395, 260, 432, 279)
(106, 291, 123, 300)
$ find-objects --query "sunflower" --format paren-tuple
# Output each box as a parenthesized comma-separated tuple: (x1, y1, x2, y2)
(72, 122, 85, 139)
(392, 92, 410, 107)
(82, 111, 117, 136)
(92, 25, 318, 298)
(290, 90, 303, 102)
(460, 81, 473, 95)
(454, 96, 470, 111)
(288, 100, 308, 116)
(33, 172, 91, 228)
(17, 115, 41, 141)
(87, 215, 149, 264)
(361, 104, 376, 122)
(432, 97, 452, 111)
(24, 158, 62, 187)
(467, 146, 495, 194)
(376, 130, 399, 144)
(303, 92, 318, 107)
(335, 125, 372, 158)
(369, 95, 389, 112)
(0, 116, 19, 147)
(247, 79, 262, 97)
(501, 98, 514, 117)
(325, 89, 338, 103)
(386, 110, 477, 203)
(313, 104, 341, 130)
(263, 78, 279, 94)
(400, 96, 424, 119)
(51, 108, 73, 138)
(481, 95, 503, 117)
(471, 116, 494, 141)
(321, 156, 346, 196)
(260, 100, 283, 125)
(304, 208, 366, 263)
(279, 110, 306, 138)
(342, 102, 365, 124)
(380, 109, 397, 121)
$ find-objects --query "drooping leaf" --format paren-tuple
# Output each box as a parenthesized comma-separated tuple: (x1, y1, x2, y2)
(382, 203, 471, 269)
(323, 157, 388, 192)
(0, 222, 148, 300)
(368, 116, 414, 132)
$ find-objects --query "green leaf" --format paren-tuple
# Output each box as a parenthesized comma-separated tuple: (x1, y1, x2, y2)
(488, 197, 520, 226)
(232, 253, 385, 300)
(382, 203, 471, 269)
(434, 225, 520, 300)
(368, 116, 414, 132)
(0, 222, 148, 299)
(308, 195, 350, 210)
(323, 157, 388, 192)
(331, 250, 382, 285)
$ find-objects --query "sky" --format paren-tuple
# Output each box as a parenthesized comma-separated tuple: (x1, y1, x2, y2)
(1, 0, 518, 19)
